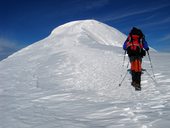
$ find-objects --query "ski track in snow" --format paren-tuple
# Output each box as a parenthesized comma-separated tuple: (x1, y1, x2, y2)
(0, 20, 170, 128)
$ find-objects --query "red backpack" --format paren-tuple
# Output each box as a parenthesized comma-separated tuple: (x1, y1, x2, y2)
(126, 28, 145, 56)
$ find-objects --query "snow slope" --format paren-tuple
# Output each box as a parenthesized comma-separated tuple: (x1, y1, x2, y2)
(0, 20, 170, 128)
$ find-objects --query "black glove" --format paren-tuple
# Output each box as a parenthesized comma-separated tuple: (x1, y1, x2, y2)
(145, 48, 149, 51)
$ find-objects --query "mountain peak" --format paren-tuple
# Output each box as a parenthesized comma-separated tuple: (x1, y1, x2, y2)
(51, 20, 102, 35)
(3, 20, 127, 61)
(50, 19, 126, 47)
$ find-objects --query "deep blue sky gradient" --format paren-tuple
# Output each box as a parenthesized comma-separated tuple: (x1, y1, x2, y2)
(0, 0, 170, 59)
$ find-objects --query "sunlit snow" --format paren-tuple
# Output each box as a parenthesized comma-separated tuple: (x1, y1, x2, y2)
(0, 20, 170, 128)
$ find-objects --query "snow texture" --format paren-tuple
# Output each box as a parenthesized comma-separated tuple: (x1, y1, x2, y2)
(0, 20, 170, 128)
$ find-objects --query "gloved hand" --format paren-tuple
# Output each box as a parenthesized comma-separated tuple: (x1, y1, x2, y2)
(145, 48, 149, 51)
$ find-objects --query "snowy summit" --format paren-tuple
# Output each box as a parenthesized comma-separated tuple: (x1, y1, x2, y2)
(50, 20, 126, 47)
(0, 20, 170, 128)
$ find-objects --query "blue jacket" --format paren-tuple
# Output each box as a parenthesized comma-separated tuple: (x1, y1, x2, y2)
(123, 37, 149, 51)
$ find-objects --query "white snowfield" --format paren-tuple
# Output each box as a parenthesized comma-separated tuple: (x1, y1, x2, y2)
(0, 20, 170, 128)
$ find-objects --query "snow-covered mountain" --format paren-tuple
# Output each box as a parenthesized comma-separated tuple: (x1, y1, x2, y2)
(0, 20, 170, 128)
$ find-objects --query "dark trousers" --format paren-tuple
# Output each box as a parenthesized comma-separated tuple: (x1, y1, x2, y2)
(131, 71, 141, 85)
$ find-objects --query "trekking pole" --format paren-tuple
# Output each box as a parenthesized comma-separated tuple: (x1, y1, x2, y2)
(119, 70, 128, 86)
(127, 61, 130, 68)
(147, 51, 155, 78)
(122, 50, 126, 67)
(119, 51, 129, 86)
(142, 69, 157, 85)
(119, 50, 127, 80)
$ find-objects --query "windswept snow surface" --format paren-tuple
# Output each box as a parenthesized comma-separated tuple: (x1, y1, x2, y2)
(0, 20, 170, 128)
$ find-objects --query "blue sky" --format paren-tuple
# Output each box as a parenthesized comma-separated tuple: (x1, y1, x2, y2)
(0, 0, 170, 60)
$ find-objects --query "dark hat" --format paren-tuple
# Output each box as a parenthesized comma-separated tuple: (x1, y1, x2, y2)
(130, 27, 143, 37)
